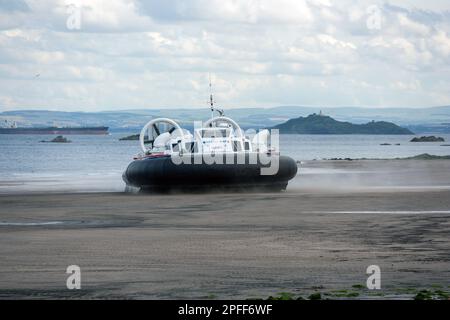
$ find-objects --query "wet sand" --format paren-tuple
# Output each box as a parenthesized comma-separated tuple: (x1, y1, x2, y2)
(0, 160, 449, 299)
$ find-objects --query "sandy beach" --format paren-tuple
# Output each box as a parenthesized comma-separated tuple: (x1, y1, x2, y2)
(0, 160, 449, 299)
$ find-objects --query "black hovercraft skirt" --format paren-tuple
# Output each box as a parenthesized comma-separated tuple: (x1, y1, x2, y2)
(123, 154, 298, 192)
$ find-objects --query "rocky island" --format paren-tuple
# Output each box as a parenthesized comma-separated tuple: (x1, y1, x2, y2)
(119, 134, 151, 143)
(40, 135, 71, 143)
(119, 134, 140, 141)
(271, 113, 414, 134)
(410, 136, 445, 142)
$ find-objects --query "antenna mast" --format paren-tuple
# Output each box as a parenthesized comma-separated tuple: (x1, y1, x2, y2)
(209, 74, 214, 119)
(208, 74, 224, 119)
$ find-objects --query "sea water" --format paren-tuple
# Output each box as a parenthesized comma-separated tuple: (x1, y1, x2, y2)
(0, 133, 449, 193)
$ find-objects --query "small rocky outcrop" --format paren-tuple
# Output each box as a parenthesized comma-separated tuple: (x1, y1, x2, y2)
(410, 136, 445, 142)
(119, 134, 140, 141)
(40, 135, 71, 143)
(119, 134, 152, 143)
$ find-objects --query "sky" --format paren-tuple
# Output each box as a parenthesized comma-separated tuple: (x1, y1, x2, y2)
(0, 0, 450, 111)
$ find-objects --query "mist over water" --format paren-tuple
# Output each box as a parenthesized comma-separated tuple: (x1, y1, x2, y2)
(289, 159, 450, 193)
(0, 133, 450, 193)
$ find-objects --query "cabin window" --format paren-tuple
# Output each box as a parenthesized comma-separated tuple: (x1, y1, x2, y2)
(201, 128, 230, 138)
(233, 141, 242, 152)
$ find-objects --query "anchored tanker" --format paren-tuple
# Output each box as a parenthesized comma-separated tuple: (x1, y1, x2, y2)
(0, 126, 109, 135)
(123, 102, 297, 193)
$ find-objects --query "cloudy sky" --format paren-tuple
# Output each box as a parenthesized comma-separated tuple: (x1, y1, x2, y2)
(0, 0, 449, 111)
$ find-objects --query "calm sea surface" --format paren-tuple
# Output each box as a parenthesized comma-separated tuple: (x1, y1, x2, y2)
(1, 133, 449, 193)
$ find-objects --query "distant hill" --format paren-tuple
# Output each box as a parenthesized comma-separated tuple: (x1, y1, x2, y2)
(1, 106, 450, 133)
(0, 110, 157, 131)
(271, 113, 414, 134)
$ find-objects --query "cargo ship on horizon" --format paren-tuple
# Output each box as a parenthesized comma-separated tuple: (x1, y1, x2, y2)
(0, 126, 109, 135)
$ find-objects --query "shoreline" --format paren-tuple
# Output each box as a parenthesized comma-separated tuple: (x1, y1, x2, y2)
(2, 158, 450, 195)
(0, 159, 449, 299)
(1, 190, 449, 299)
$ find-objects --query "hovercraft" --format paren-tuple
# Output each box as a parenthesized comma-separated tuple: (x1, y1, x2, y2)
(123, 108, 297, 193)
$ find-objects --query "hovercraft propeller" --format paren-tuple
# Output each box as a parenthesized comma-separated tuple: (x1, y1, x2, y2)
(140, 118, 187, 154)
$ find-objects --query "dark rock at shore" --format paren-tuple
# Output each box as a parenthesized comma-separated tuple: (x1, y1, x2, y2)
(380, 143, 391, 145)
(40, 135, 71, 143)
(323, 153, 450, 161)
(410, 136, 445, 142)
(400, 153, 450, 160)
(328, 158, 353, 161)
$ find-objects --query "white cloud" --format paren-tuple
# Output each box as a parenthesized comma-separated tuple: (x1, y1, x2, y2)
(0, 0, 450, 110)
(432, 30, 450, 57)
(138, 0, 314, 24)
(397, 13, 430, 36)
